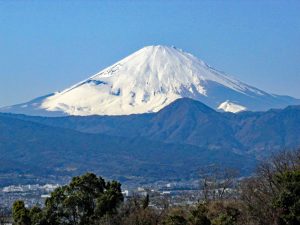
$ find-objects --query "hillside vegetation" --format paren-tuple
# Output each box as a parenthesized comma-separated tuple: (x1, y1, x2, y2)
(6, 150, 300, 225)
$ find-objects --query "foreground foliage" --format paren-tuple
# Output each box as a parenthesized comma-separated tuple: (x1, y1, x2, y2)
(12, 173, 123, 225)
(11, 150, 300, 225)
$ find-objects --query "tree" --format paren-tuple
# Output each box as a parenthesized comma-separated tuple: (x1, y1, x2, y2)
(189, 203, 211, 225)
(12, 173, 123, 225)
(163, 214, 187, 225)
(107, 194, 161, 225)
(12, 200, 31, 225)
(142, 194, 150, 209)
(95, 180, 123, 218)
(44, 173, 123, 224)
(273, 170, 300, 225)
(240, 149, 300, 225)
(29, 206, 45, 225)
(199, 165, 239, 201)
(210, 205, 240, 225)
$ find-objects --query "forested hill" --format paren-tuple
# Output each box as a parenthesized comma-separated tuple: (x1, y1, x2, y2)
(4, 98, 300, 156)
(0, 109, 255, 186)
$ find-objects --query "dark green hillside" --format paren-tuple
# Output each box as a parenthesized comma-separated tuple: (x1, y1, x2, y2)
(0, 114, 255, 186)
(5, 98, 300, 156)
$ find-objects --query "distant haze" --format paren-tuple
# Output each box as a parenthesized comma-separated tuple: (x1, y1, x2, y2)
(0, 1, 299, 107)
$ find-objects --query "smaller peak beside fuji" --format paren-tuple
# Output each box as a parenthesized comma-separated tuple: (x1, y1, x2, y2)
(218, 101, 247, 113)
(158, 98, 217, 115)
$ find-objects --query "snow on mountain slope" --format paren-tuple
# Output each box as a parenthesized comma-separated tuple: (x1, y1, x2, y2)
(218, 101, 247, 113)
(2, 45, 300, 116)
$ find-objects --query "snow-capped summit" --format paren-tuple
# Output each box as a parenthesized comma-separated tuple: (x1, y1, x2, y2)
(2, 45, 300, 116)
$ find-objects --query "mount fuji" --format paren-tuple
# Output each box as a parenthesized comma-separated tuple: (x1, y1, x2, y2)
(2, 45, 299, 116)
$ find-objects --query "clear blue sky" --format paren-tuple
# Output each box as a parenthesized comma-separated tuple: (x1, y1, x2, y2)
(0, 0, 299, 107)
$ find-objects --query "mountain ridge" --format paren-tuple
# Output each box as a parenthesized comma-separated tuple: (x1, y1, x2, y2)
(3, 98, 300, 155)
(0, 110, 256, 186)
